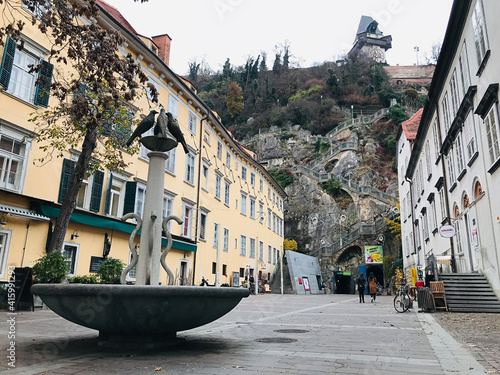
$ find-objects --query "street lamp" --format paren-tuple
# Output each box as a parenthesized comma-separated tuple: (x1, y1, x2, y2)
(351, 105, 354, 120)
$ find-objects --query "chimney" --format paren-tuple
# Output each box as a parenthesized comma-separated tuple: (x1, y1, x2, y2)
(152, 34, 172, 66)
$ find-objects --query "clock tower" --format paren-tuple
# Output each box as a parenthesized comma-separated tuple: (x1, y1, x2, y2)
(349, 16, 392, 63)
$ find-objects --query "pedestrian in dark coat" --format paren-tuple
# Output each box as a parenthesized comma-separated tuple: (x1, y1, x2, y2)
(368, 272, 377, 302)
(357, 273, 366, 303)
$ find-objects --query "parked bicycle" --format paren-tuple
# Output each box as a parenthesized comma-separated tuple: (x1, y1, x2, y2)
(393, 282, 411, 313)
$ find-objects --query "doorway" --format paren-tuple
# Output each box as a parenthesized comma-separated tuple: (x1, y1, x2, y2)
(179, 260, 188, 285)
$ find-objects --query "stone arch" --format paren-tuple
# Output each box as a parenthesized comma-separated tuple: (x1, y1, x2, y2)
(335, 245, 362, 267)
(324, 158, 339, 173)
(454, 203, 460, 218)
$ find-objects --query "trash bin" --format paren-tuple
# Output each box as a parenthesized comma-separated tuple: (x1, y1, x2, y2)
(416, 287, 434, 312)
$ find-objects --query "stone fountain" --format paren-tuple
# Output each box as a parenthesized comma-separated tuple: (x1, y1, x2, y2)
(31, 109, 249, 346)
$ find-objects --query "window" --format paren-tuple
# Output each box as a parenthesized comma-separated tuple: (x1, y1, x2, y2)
(199, 211, 207, 241)
(241, 166, 247, 181)
(449, 69, 460, 115)
(447, 153, 455, 186)
(472, 0, 489, 67)
(215, 174, 222, 200)
(182, 204, 193, 238)
(272, 213, 276, 232)
(433, 120, 440, 160)
(62, 242, 79, 276)
(185, 153, 195, 185)
(259, 241, 264, 261)
(439, 188, 446, 222)
(163, 194, 174, 232)
(0, 126, 31, 193)
(135, 185, 146, 217)
(465, 113, 477, 161)
(249, 238, 255, 259)
(188, 111, 197, 134)
(222, 264, 227, 276)
(268, 209, 272, 229)
(422, 211, 429, 241)
(203, 128, 211, 145)
(259, 178, 263, 192)
(455, 219, 463, 254)
(22, 0, 51, 18)
(484, 107, 500, 165)
(459, 42, 471, 94)
(249, 198, 256, 219)
(425, 141, 432, 179)
(240, 193, 247, 215)
(224, 180, 230, 206)
(75, 171, 104, 212)
(106, 174, 126, 218)
(268, 245, 272, 263)
(0, 36, 53, 107)
(259, 202, 264, 221)
(217, 141, 222, 159)
(0, 231, 12, 278)
(268, 187, 271, 200)
(223, 228, 229, 252)
(225, 151, 231, 168)
(165, 148, 176, 174)
(202, 162, 209, 191)
(250, 172, 255, 186)
(213, 223, 219, 248)
(273, 248, 276, 265)
(212, 262, 217, 274)
(442, 92, 451, 132)
(168, 94, 179, 118)
(429, 200, 437, 233)
(455, 134, 465, 174)
(126, 250, 137, 280)
(240, 235, 246, 256)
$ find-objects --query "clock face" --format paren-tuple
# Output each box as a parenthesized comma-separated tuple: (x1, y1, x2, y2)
(369, 48, 385, 62)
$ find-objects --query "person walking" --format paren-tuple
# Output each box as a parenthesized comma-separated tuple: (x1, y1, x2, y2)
(368, 272, 377, 302)
(357, 273, 366, 303)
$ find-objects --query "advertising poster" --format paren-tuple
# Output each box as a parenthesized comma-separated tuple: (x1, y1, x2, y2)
(365, 245, 383, 264)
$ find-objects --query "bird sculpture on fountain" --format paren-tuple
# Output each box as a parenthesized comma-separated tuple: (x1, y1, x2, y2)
(166, 112, 189, 154)
(125, 109, 158, 147)
(154, 108, 170, 139)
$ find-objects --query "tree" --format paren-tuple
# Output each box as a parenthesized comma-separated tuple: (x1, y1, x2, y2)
(188, 59, 201, 83)
(384, 201, 401, 240)
(226, 82, 244, 119)
(1, 0, 152, 252)
(283, 239, 297, 251)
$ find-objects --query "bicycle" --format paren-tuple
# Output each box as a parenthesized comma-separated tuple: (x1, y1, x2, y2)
(393, 283, 411, 313)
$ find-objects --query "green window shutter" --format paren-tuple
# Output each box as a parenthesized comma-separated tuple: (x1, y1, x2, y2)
(58, 159, 76, 203)
(89, 171, 104, 212)
(104, 174, 113, 215)
(0, 36, 16, 90)
(123, 181, 137, 214)
(34, 60, 53, 107)
(74, 82, 85, 98)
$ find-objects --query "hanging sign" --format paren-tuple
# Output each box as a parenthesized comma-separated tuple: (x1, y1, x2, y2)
(439, 225, 456, 238)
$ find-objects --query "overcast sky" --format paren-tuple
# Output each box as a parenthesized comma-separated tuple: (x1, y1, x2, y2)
(102, 0, 454, 75)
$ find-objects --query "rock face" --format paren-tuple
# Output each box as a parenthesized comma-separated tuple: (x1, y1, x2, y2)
(247, 121, 400, 271)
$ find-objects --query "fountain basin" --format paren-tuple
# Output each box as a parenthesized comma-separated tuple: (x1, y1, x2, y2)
(31, 284, 249, 336)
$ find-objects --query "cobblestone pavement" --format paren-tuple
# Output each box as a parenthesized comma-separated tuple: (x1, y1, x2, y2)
(0, 294, 491, 375)
(433, 313, 500, 374)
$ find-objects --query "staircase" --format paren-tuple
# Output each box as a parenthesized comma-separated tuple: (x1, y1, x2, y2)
(440, 273, 500, 313)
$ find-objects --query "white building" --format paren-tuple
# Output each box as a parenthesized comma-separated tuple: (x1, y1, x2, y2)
(399, 0, 500, 296)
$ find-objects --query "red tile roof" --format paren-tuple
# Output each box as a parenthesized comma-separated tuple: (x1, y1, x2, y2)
(401, 108, 423, 140)
(96, 0, 138, 35)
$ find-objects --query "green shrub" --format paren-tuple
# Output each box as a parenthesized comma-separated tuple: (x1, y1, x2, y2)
(268, 169, 294, 189)
(319, 178, 342, 197)
(388, 105, 409, 125)
(96, 258, 125, 284)
(32, 251, 69, 284)
(68, 275, 98, 284)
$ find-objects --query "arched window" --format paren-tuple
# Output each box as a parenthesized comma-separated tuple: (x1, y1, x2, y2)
(454, 205, 460, 218)
(463, 194, 469, 209)
(474, 181, 483, 199)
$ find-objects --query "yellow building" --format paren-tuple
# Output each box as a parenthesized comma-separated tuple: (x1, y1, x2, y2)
(0, 1, 286, 287)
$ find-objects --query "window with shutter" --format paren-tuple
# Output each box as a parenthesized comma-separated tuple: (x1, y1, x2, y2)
(123, 181, 137, 215)
(58, 159, 76, 203)
(89, 171, 104, 212)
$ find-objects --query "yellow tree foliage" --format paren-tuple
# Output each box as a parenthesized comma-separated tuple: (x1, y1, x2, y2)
(283, 239, 297, 251)
(384, 200, 401, 240)
(226, 82, 244, 119)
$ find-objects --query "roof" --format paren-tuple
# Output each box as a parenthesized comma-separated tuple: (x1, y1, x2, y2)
(401, 108, 423, 141)
(356, 16, 382, 36)
(96, 0, 137, 35)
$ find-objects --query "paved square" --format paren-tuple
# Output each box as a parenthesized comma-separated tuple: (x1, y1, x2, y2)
(0, 294, 488, 374)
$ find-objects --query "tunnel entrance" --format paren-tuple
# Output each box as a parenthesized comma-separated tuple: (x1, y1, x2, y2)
(334, 271, 353, 294)
(366, 264, 384, 288)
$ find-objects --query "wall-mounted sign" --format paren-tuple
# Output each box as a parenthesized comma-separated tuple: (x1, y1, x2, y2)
(439, 225, 456, 238)
(365, 246, 383, 263)
(303, 277, 310, 291)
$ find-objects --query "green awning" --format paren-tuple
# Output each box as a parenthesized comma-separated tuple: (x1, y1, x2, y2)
(39, 205, 196, 252)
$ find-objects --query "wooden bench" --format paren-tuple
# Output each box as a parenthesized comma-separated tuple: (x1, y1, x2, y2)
(430, 281, 448, 312)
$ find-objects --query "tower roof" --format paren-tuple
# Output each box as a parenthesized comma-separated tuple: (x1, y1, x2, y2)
(356, 15, 383, 36)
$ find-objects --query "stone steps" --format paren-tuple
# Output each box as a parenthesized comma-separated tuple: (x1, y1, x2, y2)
(440, 273, 500, 313)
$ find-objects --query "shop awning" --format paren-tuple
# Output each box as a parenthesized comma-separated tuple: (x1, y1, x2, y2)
(0, 203, 50, 221)
(39, 205, 196, 252)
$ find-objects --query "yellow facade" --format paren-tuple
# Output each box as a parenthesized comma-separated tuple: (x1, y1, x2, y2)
(0, 2, 286, 286)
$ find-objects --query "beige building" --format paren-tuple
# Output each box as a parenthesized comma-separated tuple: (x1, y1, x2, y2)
(0, 1, 286, 287)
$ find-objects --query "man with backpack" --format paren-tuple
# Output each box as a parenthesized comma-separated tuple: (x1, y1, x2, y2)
(357, 273, 366, 303)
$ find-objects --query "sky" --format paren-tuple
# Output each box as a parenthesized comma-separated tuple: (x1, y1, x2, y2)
(102, 0, 455, 75)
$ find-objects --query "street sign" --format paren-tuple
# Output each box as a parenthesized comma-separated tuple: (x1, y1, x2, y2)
(439, 225, 456, 238)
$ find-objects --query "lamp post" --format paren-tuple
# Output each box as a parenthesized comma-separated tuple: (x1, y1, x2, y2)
(351, 105, 354, 120)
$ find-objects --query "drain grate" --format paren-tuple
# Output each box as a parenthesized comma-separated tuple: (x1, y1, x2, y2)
(274, 329, 309, 334)
(254, 337, 298, 343)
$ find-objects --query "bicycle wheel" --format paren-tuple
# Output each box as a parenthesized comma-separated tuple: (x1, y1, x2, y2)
(394, 293, 410, 313)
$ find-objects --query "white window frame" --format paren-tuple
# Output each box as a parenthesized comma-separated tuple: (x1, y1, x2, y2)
(135, 184, 146, 218)
(188, 111, 197, 134)
(472, 0, 489, 67)
(485, 106, 500, 165)
(250, 172, 255, 186)
(213, 222, 219, 249)
(182, 203, 193, 239)
(241, 166, 247, 181)
(225, 151, 231, 168)
(223, 228, 229, 253)
(240, 193, 247, 216)
(0, 124, 32, 193)
(217, 141, 223, 159)
(268, 245, 272, 263)
(0, 230, 12, 278)
(199, 211, 208, 241)
(107, 173, 126, 218)
(185, 152, 196, 185)
(165, 148, 176, 175)
(126, 250, 137, 282)
(163, 193, 174, 232)
(249, 197, 256, 219)
(215, 173, 222, 200)
(268, 209, 272, 229)
(240, 235, 246, 256)
(259, 241, 264, 261)
(224, 180, 230, 206)
(202, 161, 209, 192)
(168, 94, 179, 118)
(259, 178, 263, 192)
(249, 238, 256, 259)
(62, 242, 80, 277)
